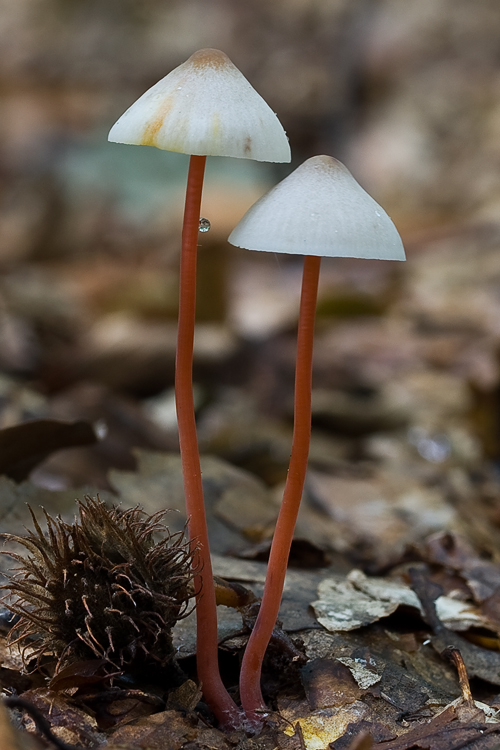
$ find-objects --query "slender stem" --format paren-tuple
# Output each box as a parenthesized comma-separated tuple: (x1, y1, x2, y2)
(176, 154, 242, 730)
(239, 254, 321, 725)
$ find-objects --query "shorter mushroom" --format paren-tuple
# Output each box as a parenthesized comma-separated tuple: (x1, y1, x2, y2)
(228, 155, 405, 725)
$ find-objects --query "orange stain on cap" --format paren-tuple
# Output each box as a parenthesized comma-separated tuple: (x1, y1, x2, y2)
(188, 48, 231, 70)
(141, 96, 174, 147)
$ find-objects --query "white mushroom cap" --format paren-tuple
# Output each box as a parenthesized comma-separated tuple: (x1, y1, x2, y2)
(108, 49, 291, 163)
(228, 155, 405, 260)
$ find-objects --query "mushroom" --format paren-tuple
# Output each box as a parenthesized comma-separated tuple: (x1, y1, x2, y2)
(228, 155, 405, 725)
(109, 49, 290, 730)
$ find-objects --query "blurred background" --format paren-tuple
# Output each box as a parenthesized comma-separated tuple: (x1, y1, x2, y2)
(1, 0, 500, 496)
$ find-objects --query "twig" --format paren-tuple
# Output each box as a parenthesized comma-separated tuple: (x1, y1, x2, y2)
(4, 696, 80, 750)
(442, 647, 475, 708)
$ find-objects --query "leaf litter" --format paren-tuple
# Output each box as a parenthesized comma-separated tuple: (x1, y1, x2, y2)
(3, 404, 500, 750)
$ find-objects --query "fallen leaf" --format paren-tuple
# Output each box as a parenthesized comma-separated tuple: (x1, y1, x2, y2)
(0, 419, 97, 482)
(411, 567, 500, 685)
(17, 688, 105, 748)
(312, 570, 488, 635)
(307, 469, 457, 570)
(0, 698, 36, 750)
(110, 450, 273, 555)
(332, 721, 395, 749)
(301, 659, 363, 709)
(105, 709, 204, 750)
(369, 704, 500, 749)
(280, 700, 370, 750)
(312, 576, 405, 632)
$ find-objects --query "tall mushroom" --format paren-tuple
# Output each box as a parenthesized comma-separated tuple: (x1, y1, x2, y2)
(228, 155, 405, 725)
(109, 49, 290, 730)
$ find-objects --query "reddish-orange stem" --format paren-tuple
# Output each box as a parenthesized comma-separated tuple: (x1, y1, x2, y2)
(176, 155, 242, 730)
(239, 254, 321, 724)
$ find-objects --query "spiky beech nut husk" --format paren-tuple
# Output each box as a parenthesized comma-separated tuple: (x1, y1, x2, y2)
(2, 497, 196, 674)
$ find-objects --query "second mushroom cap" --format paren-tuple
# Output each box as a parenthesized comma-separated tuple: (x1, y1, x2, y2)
(228, 155, 405, 260)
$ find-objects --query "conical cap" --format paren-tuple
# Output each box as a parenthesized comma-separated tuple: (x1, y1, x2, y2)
(228, 155, 405, 260)
(109, 49, 291, 163)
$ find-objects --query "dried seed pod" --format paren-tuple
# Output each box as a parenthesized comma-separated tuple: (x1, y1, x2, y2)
(2, 497, 196, 675)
